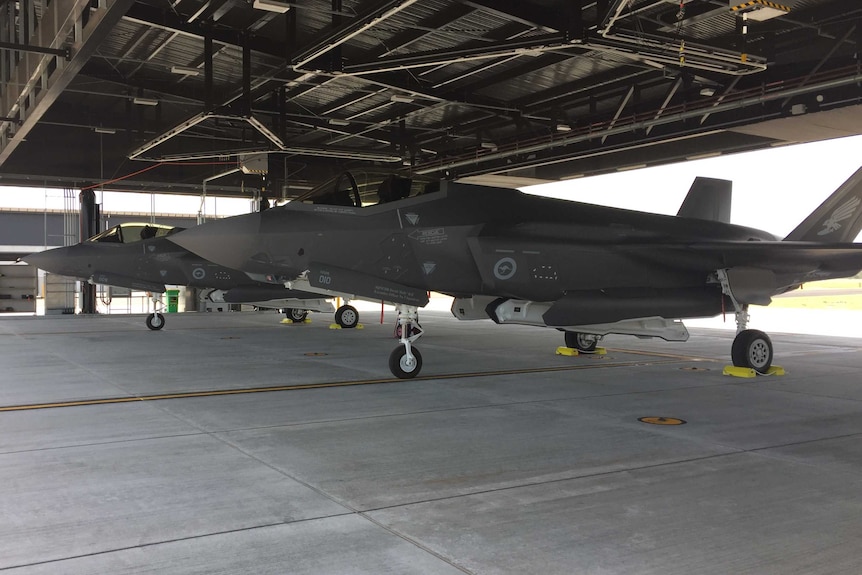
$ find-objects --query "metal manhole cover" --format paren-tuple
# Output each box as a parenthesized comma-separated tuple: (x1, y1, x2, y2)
(638, 417, 686, 425)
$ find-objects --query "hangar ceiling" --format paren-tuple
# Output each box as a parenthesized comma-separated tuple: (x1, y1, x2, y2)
(0, 0, 860, 199)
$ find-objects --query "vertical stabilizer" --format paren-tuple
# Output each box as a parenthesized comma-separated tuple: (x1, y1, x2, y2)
(784, 165, 862, 242)
(676, 177, 732, 223)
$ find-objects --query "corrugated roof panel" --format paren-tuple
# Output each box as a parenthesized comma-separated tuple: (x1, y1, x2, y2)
(471, 53, 624, 102)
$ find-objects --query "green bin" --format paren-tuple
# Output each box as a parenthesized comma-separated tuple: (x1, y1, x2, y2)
(166, 289, 180, 313)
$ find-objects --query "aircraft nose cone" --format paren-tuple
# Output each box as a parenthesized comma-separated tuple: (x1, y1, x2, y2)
(168, 212, 262, 271)
(21, 248, 69, 275)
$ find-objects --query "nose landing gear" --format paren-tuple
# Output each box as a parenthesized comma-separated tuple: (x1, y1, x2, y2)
(146, 292, 166, 331)
(389, 304, 424, 378)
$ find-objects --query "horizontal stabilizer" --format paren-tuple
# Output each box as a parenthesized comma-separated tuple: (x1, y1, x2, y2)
(676, 177, 732, 223)
(784, 165, 862, 242)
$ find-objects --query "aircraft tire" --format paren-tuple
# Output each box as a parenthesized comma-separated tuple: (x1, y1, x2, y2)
(389, 346, 423, 379)
(335, 305, 359, 328)
(146, 313, 166, 331)
(286, 308, 308, 322)
(565, 331, 597, 352)
(731, 329, 773, 374)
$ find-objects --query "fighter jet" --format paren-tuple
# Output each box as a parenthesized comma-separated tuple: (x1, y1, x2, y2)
(167, 168, 862, 379)
(21, 222, 347, 330)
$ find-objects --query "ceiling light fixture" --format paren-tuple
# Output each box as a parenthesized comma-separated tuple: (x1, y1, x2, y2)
(390, 94, 414, 103)
(170, 65, 201, 76)
(556, 123, 572, 132)
(328, 118, 350, 126)
(253, 0, 290, 13)
(133, 97, 159, 106)
(93, 127, 116, 134)
(699, 87, 716, 97)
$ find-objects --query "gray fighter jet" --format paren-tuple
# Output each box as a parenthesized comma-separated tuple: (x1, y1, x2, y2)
(167, 168, 862, 378)
(22, 222, 345, 330)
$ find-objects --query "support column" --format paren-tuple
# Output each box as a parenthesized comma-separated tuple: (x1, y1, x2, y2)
(79, 188, 99, 313)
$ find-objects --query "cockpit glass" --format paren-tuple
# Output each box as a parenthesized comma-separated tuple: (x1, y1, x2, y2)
(88, 223, 182, 244)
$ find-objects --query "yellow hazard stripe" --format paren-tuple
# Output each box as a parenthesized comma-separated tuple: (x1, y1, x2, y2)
(730, 0, 790, 13)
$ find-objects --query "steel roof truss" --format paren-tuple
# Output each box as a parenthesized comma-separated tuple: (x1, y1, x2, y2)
(0, 0, 137, 166)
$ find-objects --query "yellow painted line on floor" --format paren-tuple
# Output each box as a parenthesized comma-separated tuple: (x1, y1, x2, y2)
(0, 356, 686, 413)
(609, 348, 718, 362)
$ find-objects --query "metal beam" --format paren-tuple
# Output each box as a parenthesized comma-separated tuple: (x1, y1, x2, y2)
(341, 33, 569, 76)
(645, 76, 682, 135)
(0, 0, 138, 166)
(0, 41, 70, 59)
(414, 70, 862, 176)
(292, 0, 422, 70)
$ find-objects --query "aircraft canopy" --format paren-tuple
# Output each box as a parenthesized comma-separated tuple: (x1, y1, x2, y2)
(87, 223, 183, 244)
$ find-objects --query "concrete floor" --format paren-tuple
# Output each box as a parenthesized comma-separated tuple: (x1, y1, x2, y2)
(1, 307, 862, 574)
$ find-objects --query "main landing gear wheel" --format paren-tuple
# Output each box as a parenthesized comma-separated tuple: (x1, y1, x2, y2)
(389, 346, 423, 379)
(146, 313, 165, 331)
(731, 329, 773, 374)
(334, 305, 359, 328)
(565, 331, 598, 352)
(285, 308, 308, 322)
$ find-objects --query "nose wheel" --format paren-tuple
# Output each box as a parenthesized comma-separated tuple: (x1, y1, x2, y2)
(146, 293, 166, 330)
(390, 304, 423, 378)
(389, 346, 423, 378)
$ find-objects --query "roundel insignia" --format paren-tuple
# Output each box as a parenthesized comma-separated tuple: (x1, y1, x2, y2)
(493, 257, 517, 280)
(192, 267, 206, 280)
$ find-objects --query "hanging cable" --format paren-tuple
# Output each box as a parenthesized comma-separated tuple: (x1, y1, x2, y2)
(81, 161, 239, 191)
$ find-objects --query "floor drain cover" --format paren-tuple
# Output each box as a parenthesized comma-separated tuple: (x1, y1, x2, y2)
(680, 366, 710, 371)
(304, 352, 328, 356)
(638, 417, 686, 425)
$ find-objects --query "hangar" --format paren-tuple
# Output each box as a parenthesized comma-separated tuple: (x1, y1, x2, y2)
(1, 0, 861, 195)
(2, 0, 862, 572)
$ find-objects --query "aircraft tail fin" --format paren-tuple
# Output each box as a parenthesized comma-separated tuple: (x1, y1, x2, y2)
(784, 165, 862, 242)
(676, 177, 732, 223)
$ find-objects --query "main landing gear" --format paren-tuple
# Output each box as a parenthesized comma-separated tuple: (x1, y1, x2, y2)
(564, 331, 601, 353)
(146, 292, 166, 331)
(389, 304, 423, 378)
(716, 270, 774, 374)
(284, 308, 309, 323)
(334, 304, 359, 328)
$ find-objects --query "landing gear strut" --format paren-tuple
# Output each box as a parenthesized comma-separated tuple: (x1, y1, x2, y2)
(146, 293, 166, 331)
(389, 304, 423, 378)
(716, 269, 773, 373)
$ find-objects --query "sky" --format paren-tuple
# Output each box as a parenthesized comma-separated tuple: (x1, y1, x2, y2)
(523, 133, 862, 240)
(1, 133, 862, 241)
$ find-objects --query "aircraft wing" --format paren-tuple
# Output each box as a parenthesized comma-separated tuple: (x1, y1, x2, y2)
(619, 241, 862, 272)
(618, 241, 862, 304)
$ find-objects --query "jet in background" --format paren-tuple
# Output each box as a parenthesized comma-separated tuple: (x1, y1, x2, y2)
(168, 168, 862, 379)
(22, 222, 352, 330)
